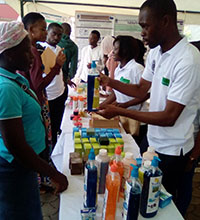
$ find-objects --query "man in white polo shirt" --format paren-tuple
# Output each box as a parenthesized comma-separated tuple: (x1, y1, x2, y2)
(98, 0, 200, 216)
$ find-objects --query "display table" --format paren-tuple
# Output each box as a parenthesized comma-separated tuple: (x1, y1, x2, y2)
(51, 107, 184, 220)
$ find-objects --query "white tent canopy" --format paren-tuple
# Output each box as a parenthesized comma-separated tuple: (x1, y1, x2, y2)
(5, 0, 200, 25)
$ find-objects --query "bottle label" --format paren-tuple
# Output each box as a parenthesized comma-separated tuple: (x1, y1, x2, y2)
(123, 181, 131, 219)
(102, 188, 108, 220)
(139, 168, 145, 184)
(83, 167, 88, 207)
(146, 176, 162, 213)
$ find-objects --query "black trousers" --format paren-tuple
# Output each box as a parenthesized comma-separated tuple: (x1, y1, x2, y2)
(48, 88, 68, 148)
(157, 149, 192, 216)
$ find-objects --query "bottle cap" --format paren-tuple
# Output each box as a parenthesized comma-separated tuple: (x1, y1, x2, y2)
(79, 96, 84, 101)
(88, 148, 95, 160)
(115, 145, 122, 155)
(91, 60, 96, 69)
(136, 158, 142, 167)
(151, 156, 161, 167)
(110, 163, 118, 172)
(130, 164, 139, 178)
(147, 146, 155, 153)
(125, 152, 133, 160)
(99, 149, 107, 156)
(73, 96, 78, 101)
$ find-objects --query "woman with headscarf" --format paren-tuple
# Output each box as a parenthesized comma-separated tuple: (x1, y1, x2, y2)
(0, 21, 68, 220)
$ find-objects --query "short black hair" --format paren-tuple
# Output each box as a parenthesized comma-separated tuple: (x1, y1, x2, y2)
(114, 35, 139, 62)
(61, 23, 71, 35)
(47, 22, 63, 31)
(136, 39, 146, 66)
(22, 12, 45, 30)
(91, 30, 100, 40)
(141, 0, 177, 24)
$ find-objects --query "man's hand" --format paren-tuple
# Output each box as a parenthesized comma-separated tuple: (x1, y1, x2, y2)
(97, 104, 119, 119)
(87, 63, 91, 69)
(67, 79, 76, 88)
(56, 49, 66, 67)
(51, 171, 68, 195)
(99, 72, 110, 87)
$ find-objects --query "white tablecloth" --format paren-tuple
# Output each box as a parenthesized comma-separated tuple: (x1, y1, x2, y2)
(51, 107, 184, 220)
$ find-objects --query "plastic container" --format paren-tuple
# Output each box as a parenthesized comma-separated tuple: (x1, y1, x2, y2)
(138, 160, 151, 184)
(96, 149, 110, 194)
(78, 96, 85, 112)
(87, 61, 100, 111)
(140, 156, 162, 218)
(123, 164, 142, 220)
(102, 163, 120, 220)
(83, 148, 98, 208)
(122, 152, 137, 190)
(110, 145, 124, 196)
(142, 146, 158, 163)
(73, 96, 78, 111)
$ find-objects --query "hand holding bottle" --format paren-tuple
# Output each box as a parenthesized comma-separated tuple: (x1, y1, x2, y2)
(51, 171, 69, 194)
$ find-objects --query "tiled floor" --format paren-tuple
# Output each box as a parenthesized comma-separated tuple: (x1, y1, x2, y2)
(41, 167, 200, 220)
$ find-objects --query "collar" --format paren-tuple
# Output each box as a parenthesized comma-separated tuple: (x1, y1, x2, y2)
(159, 37, 188, 56)
(0, 67, 29, 85)
(62, 34, 70, 40)
(119, 59, 136, 71)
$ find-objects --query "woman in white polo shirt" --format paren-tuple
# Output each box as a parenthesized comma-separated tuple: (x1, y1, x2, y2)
(100, 35, 148, 111)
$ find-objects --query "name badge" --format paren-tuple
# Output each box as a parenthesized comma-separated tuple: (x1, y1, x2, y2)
(162, 77, 170, 86)
(120, 76, 130, 84)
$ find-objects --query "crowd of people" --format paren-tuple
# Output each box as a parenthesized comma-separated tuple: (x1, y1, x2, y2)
(0, 0, 200, 219)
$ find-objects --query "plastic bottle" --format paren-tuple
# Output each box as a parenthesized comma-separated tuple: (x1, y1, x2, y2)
(122, 152, 137, 190)
(138, 160, 151, 184)
(123, 164, 142, 220)
(140, 156, 162, 218)
(102, 163, 120, 220)
(110, 146, 124, 195)
(73, 96, 78, 111)
(142, 146, 158, 163)
(87, 60, 100, 111)
(96, 149, 110, 194)
(83, 148, 98, 208)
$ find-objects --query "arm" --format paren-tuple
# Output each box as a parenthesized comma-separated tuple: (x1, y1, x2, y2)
(116, 93, 150, 108)
(100, 73, 151, 99)
(0, 118, 68, 194)
(99, 91, 116, 109)
(98, 99, 185, 127)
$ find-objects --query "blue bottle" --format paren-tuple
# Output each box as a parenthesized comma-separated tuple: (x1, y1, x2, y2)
(123, 164, 142, 220)
(140, 156, 162, 218)
(87, 61, 100, 112)
(83, 148, 98, 208)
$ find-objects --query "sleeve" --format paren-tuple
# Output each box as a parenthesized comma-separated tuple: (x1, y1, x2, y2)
(168, 61, 200, 105)
(142, 50, 154, 82)
(74, 47, 85, 79)
(0, 83, 22, 119)
(69, 44, 78, 79)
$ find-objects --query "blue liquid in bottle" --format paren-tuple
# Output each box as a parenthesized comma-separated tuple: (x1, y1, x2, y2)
(84, 148, 98, 208)
(140, 156, 162, 218)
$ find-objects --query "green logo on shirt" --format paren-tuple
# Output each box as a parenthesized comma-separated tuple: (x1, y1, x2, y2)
(162, 77, 170, 86)
(120, 76, 130, 84)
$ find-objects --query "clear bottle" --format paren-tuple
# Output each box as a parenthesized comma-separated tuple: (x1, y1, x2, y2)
(110, 146, 124, 195)
(102, 163, 120, 220)
(142, 146, 158, 163)
(87, 60, 100, 111)
(96, 149, 110, 194)
(123, 164, 142, 220)
(73, 96, 78, 111)
(122, 152, 137, 190)
(138, 160, 151, 184)
(140, 156, 162, 218)
(83, 148, 98, 208)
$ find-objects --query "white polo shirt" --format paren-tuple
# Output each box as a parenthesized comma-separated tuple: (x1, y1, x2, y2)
(114, 59, 144, 110)
(75, 45, 102, 82)
(40, 42, 65, 101)
(142, 37, 200, 156)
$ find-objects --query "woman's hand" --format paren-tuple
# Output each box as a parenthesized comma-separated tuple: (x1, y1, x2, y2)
(99, 72, 110, 87)
(51, 171, 69, 194)
(97, 104, 119, 119)
(56, 49, 66, 67)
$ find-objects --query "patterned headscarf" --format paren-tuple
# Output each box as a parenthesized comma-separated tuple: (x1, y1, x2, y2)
(0, 21, 28, 54)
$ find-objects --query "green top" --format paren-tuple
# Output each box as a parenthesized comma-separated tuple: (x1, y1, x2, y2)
(58, 34, 78, 80)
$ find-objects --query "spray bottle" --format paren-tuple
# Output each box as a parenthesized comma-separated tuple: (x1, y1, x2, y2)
(123, 164, 142, 220)
(102, 163, 120, 220)
(83, 148, 98, 208)
(87, 60, 100, 111)
(140, 156, 162, 218)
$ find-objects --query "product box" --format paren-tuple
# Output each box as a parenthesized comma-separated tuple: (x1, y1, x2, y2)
(159, 190, 172, 208)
